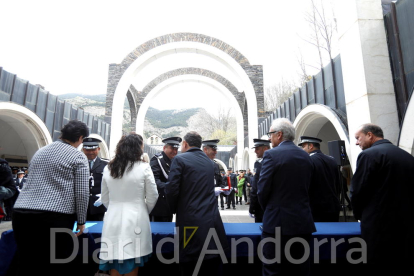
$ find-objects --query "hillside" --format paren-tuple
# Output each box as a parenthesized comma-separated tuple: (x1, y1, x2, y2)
(59, 93, 204, 138)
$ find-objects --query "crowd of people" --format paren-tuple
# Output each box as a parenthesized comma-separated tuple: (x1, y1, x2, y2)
(1, 118, 413, 276)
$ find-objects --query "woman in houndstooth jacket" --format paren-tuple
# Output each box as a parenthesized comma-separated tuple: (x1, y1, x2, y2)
(12, 120, 90, 276)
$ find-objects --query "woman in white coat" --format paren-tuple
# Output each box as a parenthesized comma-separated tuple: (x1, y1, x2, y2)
(99, 134, 158, 276)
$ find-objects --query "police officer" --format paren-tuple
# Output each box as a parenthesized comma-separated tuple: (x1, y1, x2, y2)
(249, 138, 270, 222)
(298, 136, 341, 222)
(202, 139, 225, 208)
(82, 137, 108, 221)
(11, 167, 18, 179)
(149, 136, 182, 222)
(202, 139, 224, 187)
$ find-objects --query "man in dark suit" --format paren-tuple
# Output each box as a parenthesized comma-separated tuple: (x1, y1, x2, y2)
(3, 170, 26, 221)
(149, 136, 182, 222)
(82, 137, 108, 221)
(1, 161, 17, 222)
(224, 168, 237, 210)
(249, 138, 270, 223)
(202, 139, 225, 208)
(257, 118, 316, 276)
(165, 131, 228, 275)
(298, 136, 341, 222)
(352, 124, 414, 275)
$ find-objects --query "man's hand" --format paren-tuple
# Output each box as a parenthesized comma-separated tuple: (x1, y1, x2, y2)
(75, 224, 85, 237)
(249, 213, 255, 218)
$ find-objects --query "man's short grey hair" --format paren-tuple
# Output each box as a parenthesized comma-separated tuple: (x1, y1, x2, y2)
(270, 118, 295, 141)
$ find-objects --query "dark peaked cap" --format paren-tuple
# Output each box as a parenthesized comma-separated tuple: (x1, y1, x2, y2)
(83, 137, 102, 149)
(202, 139, 220, 149)
(162, 137, 182, 148)
(252, 138, 271, 148)
(298, 136, 322, 146)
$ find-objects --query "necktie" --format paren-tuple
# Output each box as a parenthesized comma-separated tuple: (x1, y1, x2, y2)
(89, 160, 94, 170)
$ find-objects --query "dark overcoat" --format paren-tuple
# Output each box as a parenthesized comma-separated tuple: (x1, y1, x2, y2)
(88, 157, 108, 215)
(309, 150, 341, 220)
(149, 151, 172, 217)
(257, 141, 316, 235)
(165, 147, 228, 263)
(351, 139, 414, 266)
(249, 159, 264, 222)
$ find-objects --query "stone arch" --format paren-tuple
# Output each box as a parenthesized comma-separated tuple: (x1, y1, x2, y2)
(106, 33, 263, 154)
(0, 102, 53, 162)
(136, 75, 245, 157)
(229, 157, 234, 169)
(142, 153, 150, 163)
(81, 133, 110, 160)
(233, 154, 239, 171)
(214, 158, 227, 172)
(134, 67, 247, 133)
(132, 67, 247, 132)
(241, 147, 250, 170)
(399, 93, 414, 155)
(293, 104, 352, 171)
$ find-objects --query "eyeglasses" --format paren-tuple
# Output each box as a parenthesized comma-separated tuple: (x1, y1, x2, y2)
(267, 131, 278, 138)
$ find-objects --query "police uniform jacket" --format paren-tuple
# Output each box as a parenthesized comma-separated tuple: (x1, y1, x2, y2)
(213, 161, 224, 188)
(165, 147, 228, 263)
(149, 151, 172, 217)
(14, 177, 27, 190)
(89, 157, 108, 215)
(257, 141, 316, 235)
(309, 150, 341, 216)
(249, 159, 264, 222)
(351, 139, 414, 264)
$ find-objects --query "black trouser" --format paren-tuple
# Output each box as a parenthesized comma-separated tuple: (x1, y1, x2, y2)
(179, 256, 221, 276)
(219, 193, 227, 208)
(86, 212, 105, 221)
(243, 185, 247, 202)
(150, 214, 173, 222)
(12, 209, 77, 276)
(226, 190, 235, 208)
(312, 211, 339, 222)
(262, 231, 312, 276)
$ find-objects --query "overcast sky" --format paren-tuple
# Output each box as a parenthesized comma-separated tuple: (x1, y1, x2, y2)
(0, 0, 335, 114)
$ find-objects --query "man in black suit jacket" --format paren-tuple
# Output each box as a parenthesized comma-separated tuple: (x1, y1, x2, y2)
(224, 168, 237, 209)
(249, 139, 270, 223)
(149, 136, 182, 222)
(352, 124, 414, 275)
(298, 136, 341, 222)
(83, 137, 108, 221)
(257, 118, 315, 276)
(165, 131, 228, 275)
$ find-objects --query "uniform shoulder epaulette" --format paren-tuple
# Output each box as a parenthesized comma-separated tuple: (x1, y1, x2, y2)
(154, 152, 163, 159)
(101, 158, 110, 163)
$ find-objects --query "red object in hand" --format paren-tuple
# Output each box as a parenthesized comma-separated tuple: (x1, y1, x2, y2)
(221, 176, 231, 191)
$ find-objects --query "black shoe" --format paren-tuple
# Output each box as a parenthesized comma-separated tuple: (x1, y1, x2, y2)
(233, 207, 236, 210)
(226, 207, 230, 209)
(221, 207, 224, 210)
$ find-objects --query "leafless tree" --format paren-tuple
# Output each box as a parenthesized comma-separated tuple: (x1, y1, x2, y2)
(301, 0, 337, 68)
(264, 79, 297, 112)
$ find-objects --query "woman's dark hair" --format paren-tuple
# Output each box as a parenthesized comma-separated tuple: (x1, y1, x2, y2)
(60, 120, 89, 142)
(108, 133, 144, 179)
